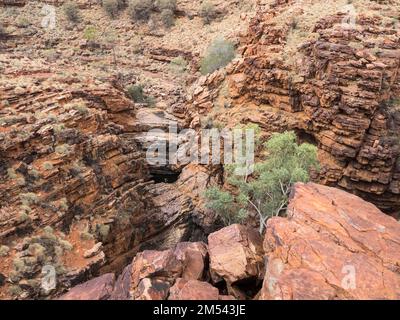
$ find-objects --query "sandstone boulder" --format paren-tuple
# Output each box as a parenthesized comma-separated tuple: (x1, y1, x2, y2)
(58, 273, 115, 300)
(174, 242, 208, 281)
(208, 224, 264, 284)
(261, 183, 400, 300)
(168, 278, 219, 300)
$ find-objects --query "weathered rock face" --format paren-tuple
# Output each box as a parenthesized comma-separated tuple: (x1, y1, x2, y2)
(58, 182, 400, 300)
(168, 278, 220, 300)
(208, 224, 264, 284)
(187, 0, 400, 214)
(58, 273, 115, 300)
(0, 57, 211, 299)
(261, 182, 400, 300)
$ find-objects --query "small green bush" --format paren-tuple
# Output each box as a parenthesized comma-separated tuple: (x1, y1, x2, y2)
(200, 1, 217, 25)
(42, 162, 54, 171)
(7, 168, 17, 179)
(0, 23, 7, 37)
(0, 245, 10, 257)
(205, 130, 319, 233)
(127, 84, 145, 102)
(20, 193, 39, 206)
(170, 56, 187, 73)
(63, 2, 80, 23)
(160, 9, 175, 28)
(8, 285, 22, 297)
(103, 0, 120, 18)
(128, 0, 154, 21)
(155, 0, 176, 11)
(200, 38, 235, 75)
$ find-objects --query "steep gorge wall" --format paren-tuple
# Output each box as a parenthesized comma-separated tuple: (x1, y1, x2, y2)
(187, 0, 400, 214)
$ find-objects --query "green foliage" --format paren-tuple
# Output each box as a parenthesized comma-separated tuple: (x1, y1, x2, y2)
(200, 38, 235, 75)
(63, 2, 80, 23)
(20, 192, 39, 206)
(7, 168, 17, 179)
(200, 1, 217, 24)
(128, 0, 153, 21)
(42, 162, 54, 171)
(155, 0, 176, 11)
(127, 84, 145, 102)
(8, 285, 22, 297)
(83, 26, 97, 42)
(205, 131, 319, 233)
(0, 23, 7, 36)
(0, 245, 10, 257)
(96, 224, 110, 242)
(170, 56, 187, 73)
(160, 9, 175, 28)
(126, 84, 155, 105)
(103, 0, 120, 18)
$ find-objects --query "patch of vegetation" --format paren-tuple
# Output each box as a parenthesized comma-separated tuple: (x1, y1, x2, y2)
(95, 224, 110, 242)
(63, 2, 80, 23)
(155, 0, 176, 11)
(42, 162, 54, 171)
(0, 23, 6, 37)
(200, 37, 235, 75)
(55, 144, 73, 156)
(102, 0, 120, 18)
(7, 168, 17, 180)
(20, 193, 40, 206)
(200, 1, 217, 25)
(9, 232, 72, 295)
(160, 9, 175, 28)
(128, 0, 154, 21)
(205, 131, 319, 233)
(0, 245, 10, 257)
(170, 56, 188, 73)
(126, 84, 155, 106)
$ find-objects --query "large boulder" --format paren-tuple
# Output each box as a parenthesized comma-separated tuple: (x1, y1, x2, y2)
(208, 224, 264, 284)
(261, 183, 400, 300)
(58, 273, 115, 300)
(168, 278, 219, 300)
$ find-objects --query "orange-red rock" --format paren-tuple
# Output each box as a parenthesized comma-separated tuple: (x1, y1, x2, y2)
(168, 278, 219, 300)
(58, 273, 115, 300)
(208, 224, 264, 284)
(261, 183, 400, 300)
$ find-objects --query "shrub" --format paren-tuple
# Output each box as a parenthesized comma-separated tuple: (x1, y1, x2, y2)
(63, 2, 80, 23)
(20, 193, 39, 206)
(200, 1, 217, 25)
(170, 56, 187, 73)
(8, 285, 22, 297)
(80, 231, 94, 240)
(128, 0, 153, 21)
(200, 38, 235, 75)
(103, 0, 120, 18)
(7, 168, 17, 179)
(83, 26, 98, 47)
(55, 144, 72, 156)
(0, 24, 6, 37)
(205, 131, 319, 233)
(126, 84, 145, 102)
(160, 9, 175, 28)
(155, 0, 176, 11)
(96, 224, 110, 242)
(0, 245, 10, 257)
(59, 240, 73, 251)
(18, 212, 30, 223)
(42, 162, 54, 171)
